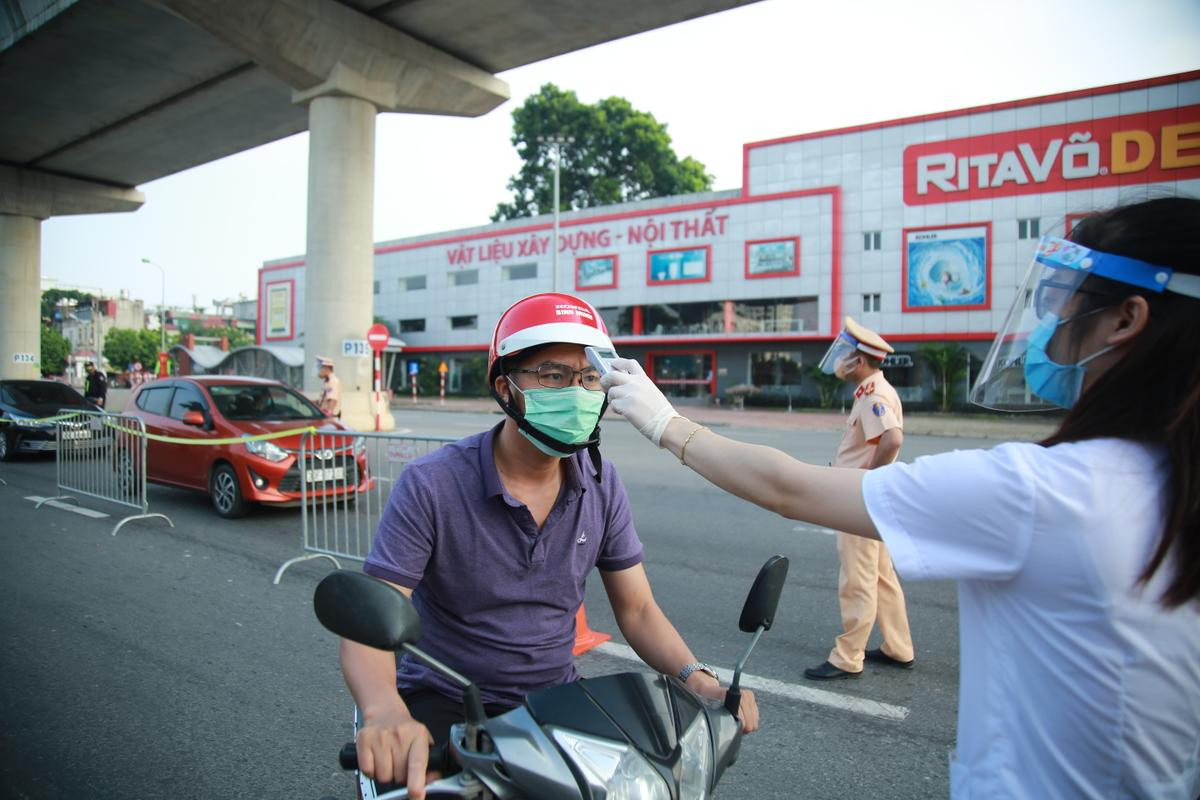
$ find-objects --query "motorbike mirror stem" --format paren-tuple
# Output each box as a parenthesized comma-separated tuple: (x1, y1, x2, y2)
(399, 642, 490, 751)
(723, 625, 766, 717)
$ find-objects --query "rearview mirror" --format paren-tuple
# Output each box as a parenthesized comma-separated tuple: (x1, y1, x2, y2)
(738, 555, 789, 633)
(181, 410, 206, 427)
(313, 570, 421, 650)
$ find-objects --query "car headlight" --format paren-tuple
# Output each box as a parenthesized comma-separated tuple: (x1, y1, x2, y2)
(678, 712, 713, 800)
(14, 416, 53, 430)
(551, 729, 669, 800)
(243, 437, 288, 462)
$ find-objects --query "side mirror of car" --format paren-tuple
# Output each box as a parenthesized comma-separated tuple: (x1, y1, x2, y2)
(181, 410, 206, 427)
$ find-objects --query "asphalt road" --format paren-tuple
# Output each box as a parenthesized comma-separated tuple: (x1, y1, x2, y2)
(0, 408, 995, 800)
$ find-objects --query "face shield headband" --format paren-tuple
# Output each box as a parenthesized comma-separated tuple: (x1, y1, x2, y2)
(970, 235, 1200, 411)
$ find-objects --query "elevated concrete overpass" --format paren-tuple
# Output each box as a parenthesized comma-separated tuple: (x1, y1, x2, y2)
(0, 0, 758, 428)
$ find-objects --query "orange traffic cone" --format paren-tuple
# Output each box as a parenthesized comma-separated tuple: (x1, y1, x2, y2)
(572, 604, 611, 655)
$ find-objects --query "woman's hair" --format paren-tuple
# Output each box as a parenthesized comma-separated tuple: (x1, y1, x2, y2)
(1042, 196, 1200, 607)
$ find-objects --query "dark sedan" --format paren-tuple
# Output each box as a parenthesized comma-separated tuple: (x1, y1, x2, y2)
(0, 379, 102, 460)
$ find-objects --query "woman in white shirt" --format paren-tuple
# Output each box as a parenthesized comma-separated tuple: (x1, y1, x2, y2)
(602, 196, 1200, 799)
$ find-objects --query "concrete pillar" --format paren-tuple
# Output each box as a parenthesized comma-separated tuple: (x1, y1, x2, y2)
(0, 215, 42, 379)
(0, 165, 143, 382)
(301, 93, 394, 431)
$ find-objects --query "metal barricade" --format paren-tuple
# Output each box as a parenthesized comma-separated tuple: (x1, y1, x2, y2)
(272, 429, 456, 583)
(35, 410, 174, 536)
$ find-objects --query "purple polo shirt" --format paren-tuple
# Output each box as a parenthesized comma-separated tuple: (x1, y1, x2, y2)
(363, 422, 644, 707)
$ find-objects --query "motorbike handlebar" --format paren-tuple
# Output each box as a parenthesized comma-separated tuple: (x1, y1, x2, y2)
(338, 742, 451, 774)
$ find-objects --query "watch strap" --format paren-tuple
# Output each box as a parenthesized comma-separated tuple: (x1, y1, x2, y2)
(678, 661, 719, 683)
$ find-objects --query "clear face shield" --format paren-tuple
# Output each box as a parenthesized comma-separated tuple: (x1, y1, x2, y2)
(970, 235, 1198, 411)
(817, 332, 862, 376)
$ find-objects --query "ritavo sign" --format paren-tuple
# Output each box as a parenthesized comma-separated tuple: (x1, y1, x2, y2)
(904, 105, 1200, 205)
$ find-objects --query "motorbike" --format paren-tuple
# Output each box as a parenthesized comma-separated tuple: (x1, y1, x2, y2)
(312, 554, 788, 799)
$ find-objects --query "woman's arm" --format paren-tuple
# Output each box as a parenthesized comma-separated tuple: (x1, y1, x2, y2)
(660, 418, 880, 539)
(602, 358, 879, 540)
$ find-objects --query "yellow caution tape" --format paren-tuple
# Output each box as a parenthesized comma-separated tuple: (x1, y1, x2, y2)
(1, 414, 328, 447)
(101, 420, 322, 446)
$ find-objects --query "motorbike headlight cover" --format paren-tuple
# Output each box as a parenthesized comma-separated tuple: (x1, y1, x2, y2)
(550, 728, 669, 800)
(352, 436, 367, 457)
(243, 437, 288, 462)
(678, 712, 713, 800)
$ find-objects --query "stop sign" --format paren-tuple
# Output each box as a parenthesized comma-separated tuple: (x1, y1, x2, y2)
(366, 323, 390, 353)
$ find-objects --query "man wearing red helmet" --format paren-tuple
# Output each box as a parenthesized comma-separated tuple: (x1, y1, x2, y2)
(339, 292, 758, 797)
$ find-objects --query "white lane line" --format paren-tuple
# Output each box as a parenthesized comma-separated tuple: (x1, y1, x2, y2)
(794, 524, 837, 536)
(24, 496, 110, 519)
(590, 642, 909, 721)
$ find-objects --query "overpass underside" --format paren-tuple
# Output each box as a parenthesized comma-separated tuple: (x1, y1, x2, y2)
(0, 0, 758, 429)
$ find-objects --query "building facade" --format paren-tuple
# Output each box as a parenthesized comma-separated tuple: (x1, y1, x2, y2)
(259, 71, 1200, 406)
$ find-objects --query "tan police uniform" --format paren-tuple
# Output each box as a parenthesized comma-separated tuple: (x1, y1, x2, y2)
(321, 372, 342, 416)
(827, 347, 914, 673)
(316, 356, 342, 417)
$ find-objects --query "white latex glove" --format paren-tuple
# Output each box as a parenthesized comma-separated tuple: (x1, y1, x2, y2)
(600, 357, 680, 447)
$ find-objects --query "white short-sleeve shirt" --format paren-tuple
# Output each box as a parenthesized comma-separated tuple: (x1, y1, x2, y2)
(863, 438, 1200, 799)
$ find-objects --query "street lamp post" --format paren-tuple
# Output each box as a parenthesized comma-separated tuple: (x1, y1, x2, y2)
(538, 135, 573, 293)
(140, 258, 167, 370)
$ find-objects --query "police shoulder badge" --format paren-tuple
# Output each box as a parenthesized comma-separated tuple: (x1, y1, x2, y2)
(871, 401, 887, 417)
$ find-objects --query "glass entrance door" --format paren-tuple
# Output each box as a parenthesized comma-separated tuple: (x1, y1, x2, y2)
(647, 351, 716, 399)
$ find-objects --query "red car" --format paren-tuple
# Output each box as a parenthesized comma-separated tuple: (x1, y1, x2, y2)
(123, 376, 368, 517)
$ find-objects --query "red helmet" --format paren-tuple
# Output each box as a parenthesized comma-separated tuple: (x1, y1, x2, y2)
(488, 292, 613, 380)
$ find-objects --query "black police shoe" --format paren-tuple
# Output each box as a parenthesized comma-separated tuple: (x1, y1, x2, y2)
(865, 648, 915, 669)
(803, 660, 862, 680)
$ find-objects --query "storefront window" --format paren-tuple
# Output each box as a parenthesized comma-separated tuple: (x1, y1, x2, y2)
(731, 297, 817, 333)
(644, 302, 724, 336)
(596, 306, 636, 336)
(647, 351, 714, 399)
(750, 351, 805, 387)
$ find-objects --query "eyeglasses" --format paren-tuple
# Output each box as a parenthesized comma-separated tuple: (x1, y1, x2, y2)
(508, 362, 603, 391)
(1032, 277, 1114, 320)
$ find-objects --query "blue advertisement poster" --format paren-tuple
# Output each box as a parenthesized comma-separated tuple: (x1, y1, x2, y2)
(746, 238, 798, 277)
(648, 247, 709, 283)
(903, 225, 989, 310)
(576, 255, 616, 289)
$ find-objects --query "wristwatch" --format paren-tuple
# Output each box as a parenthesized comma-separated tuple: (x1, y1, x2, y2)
(678, 661, 719, 684)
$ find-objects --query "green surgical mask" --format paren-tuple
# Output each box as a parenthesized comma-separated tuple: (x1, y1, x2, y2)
(510, 385, 604, 458)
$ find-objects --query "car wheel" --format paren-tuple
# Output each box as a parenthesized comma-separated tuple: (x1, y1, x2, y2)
(210, 463, 248, 518)
(114, 449, 140, 498)
(0, 430, 15, 462)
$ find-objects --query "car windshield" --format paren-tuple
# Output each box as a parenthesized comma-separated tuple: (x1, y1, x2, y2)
(208, 384, 324, 421)
(3, 380, 89, 408)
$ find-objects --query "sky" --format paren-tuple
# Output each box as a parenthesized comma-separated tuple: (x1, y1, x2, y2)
(38, 0, 1200, 311)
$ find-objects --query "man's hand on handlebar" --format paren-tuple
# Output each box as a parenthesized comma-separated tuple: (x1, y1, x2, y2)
(356, 707, 441, 799)
(687, 675, 760, 734)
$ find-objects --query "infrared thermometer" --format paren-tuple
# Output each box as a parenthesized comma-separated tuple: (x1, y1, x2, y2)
(584, 346, 619, 376)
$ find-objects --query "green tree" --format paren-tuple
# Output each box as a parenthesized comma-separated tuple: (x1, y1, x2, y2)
(103, 328, 164, 370)
(199, 326, 253, 349)
(918, 343, 970, 412)
(806, 366, 844, 409)
(492, 84, 713, 221)
(41, 289, 94, 323)
(40, 325, 71, 374)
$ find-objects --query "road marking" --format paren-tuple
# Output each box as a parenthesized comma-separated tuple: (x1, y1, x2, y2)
(794, 524, 837, 536)
(25, 496, 110, 519)
(590, 642, 909, 721)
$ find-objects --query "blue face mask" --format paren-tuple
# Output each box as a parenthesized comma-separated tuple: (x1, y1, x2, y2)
(1023, 310, 1114, 409)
